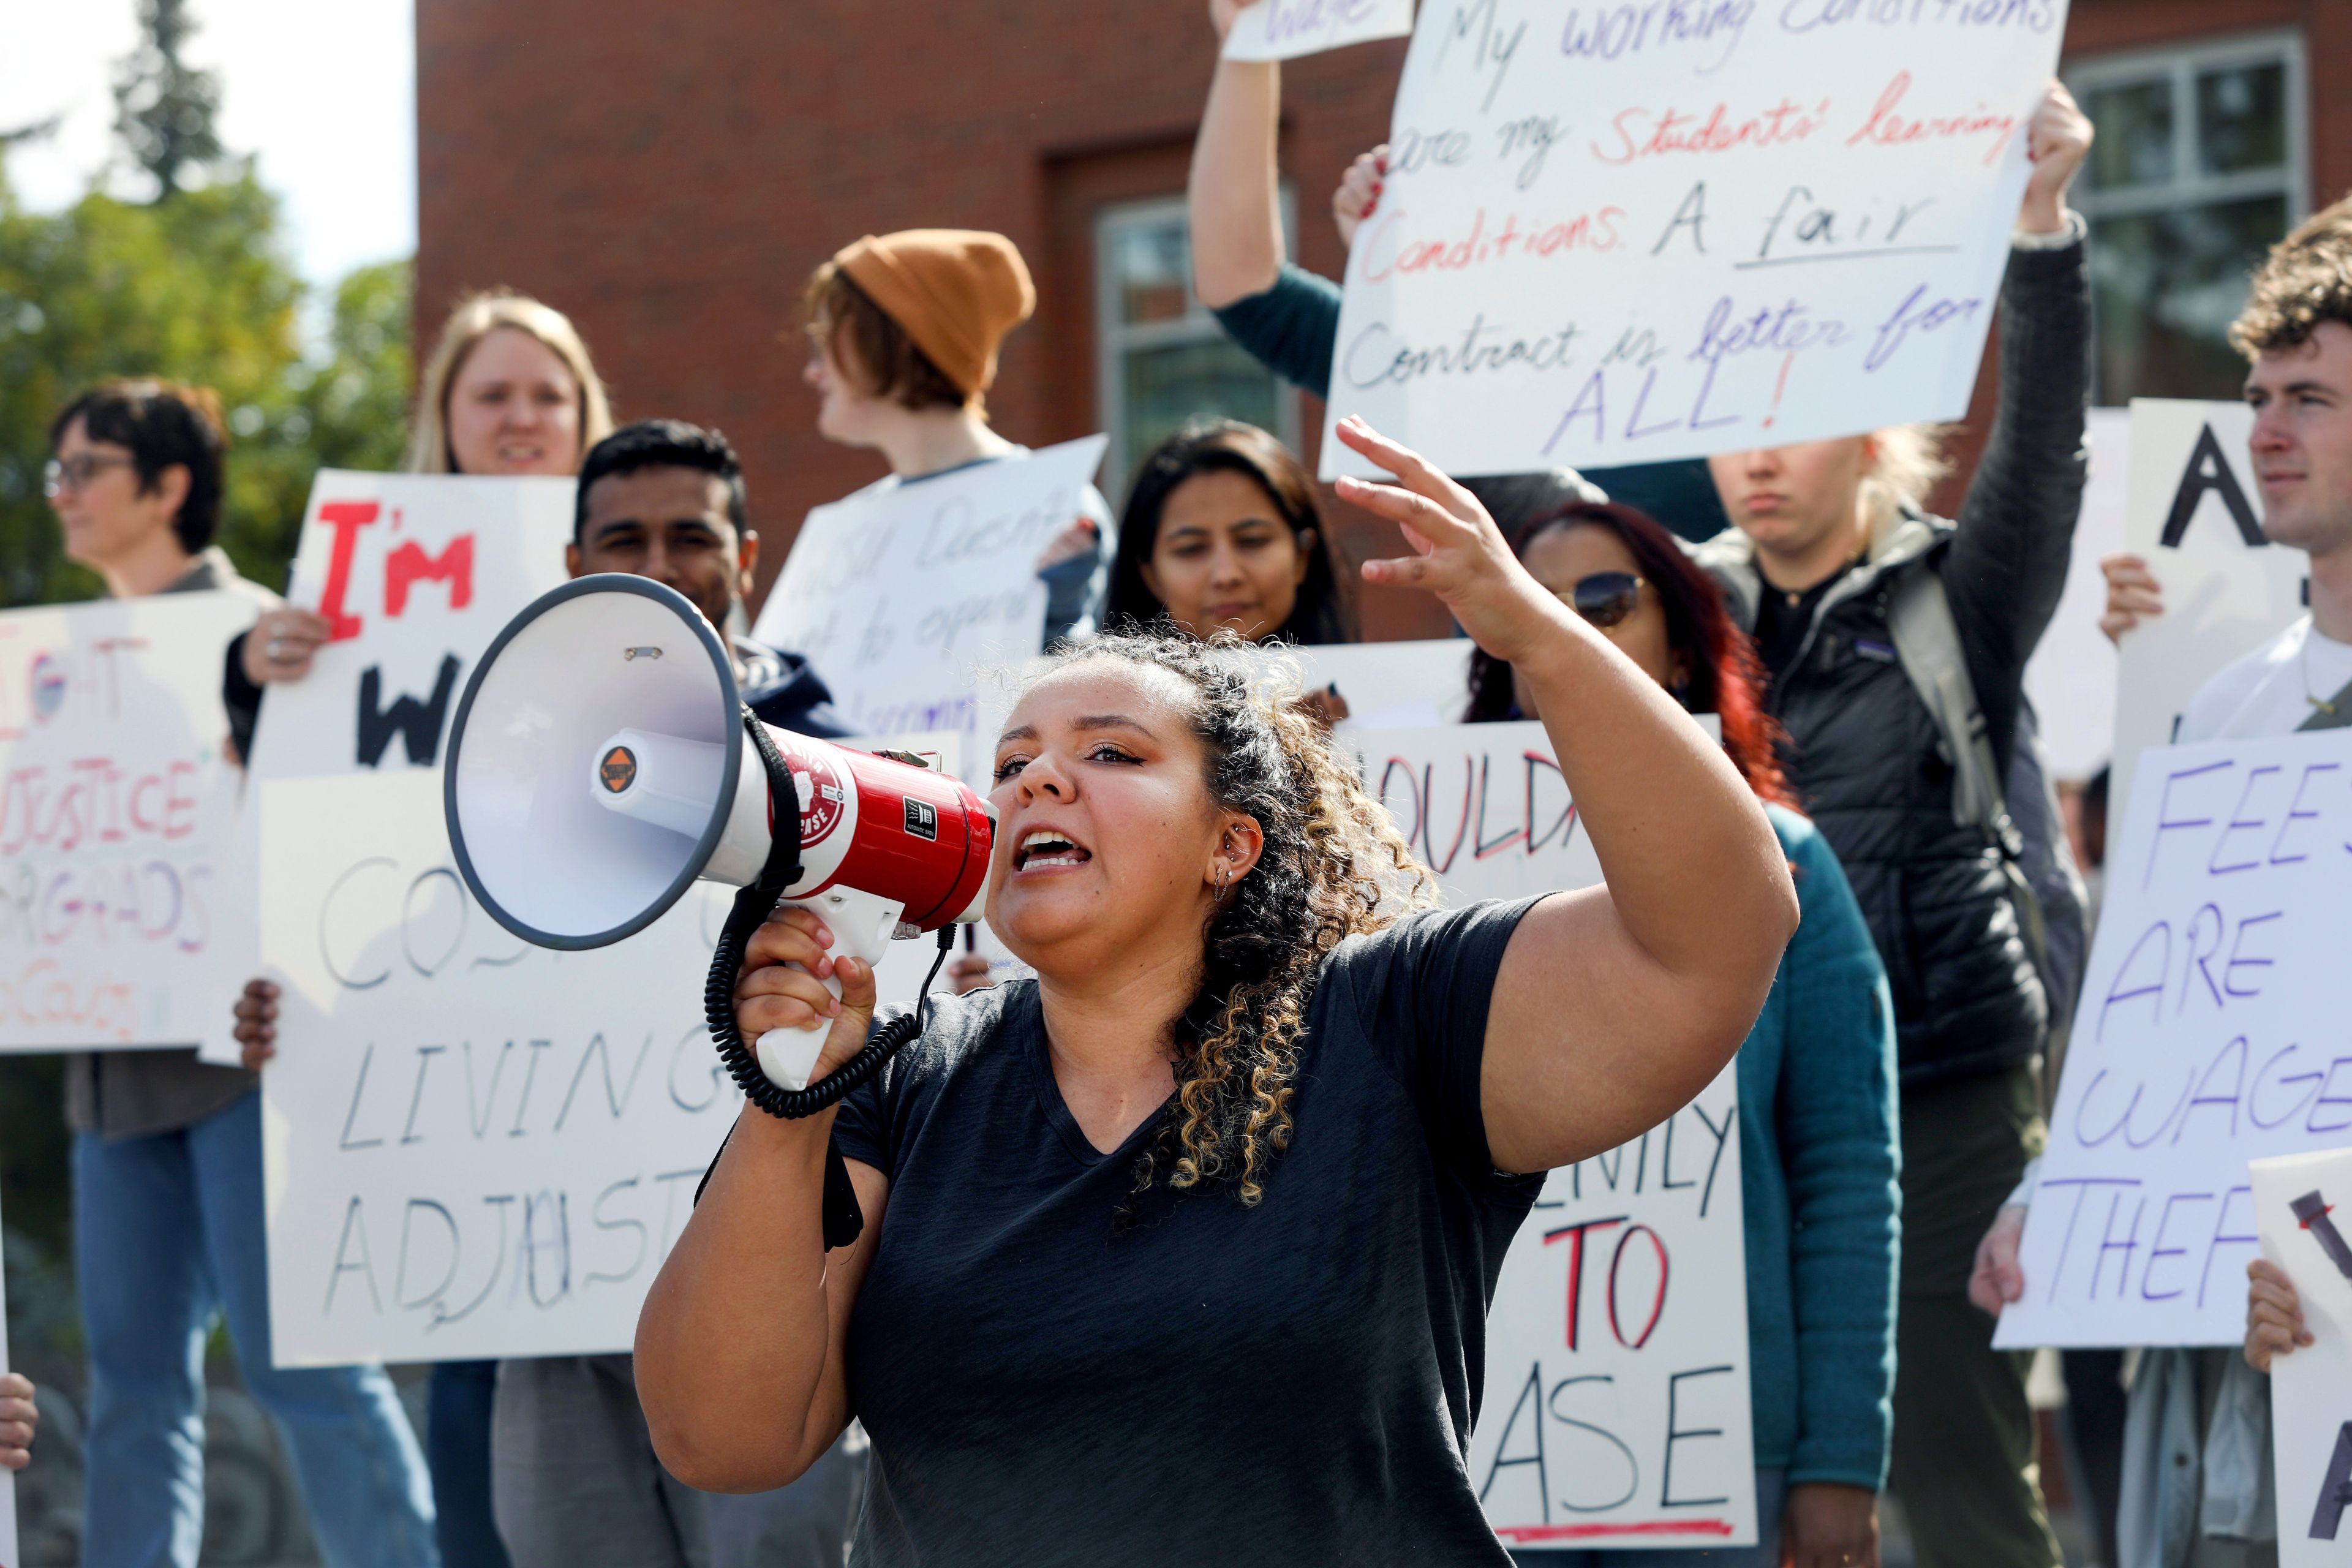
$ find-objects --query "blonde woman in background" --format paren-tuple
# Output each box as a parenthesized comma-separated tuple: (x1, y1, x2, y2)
(228, 290, 611, 1568)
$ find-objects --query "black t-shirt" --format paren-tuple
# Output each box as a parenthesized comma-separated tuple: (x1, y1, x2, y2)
(832, 899, 1543, 1567)
(1750, 568, 1852, 686)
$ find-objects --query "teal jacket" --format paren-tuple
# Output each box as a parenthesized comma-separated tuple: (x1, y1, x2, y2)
(1743, 806, 1902, 1488)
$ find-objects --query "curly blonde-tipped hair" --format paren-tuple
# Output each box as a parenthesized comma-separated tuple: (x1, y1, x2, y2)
(2230, 193, 2352, 359)
(1041, 634, 1438, 1221)
(404, 290, 616, 475)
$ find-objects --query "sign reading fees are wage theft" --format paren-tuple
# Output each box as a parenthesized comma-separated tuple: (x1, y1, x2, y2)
(753, 437, 1108, 744)
(1365, 722, 1757, 1547)
(1995, 732, 2352, 1351)
(0, 594, 255, 1051)
(1320, 0, 2067, 480)
(2109, 401, 2309, 829)
(247, 472, 576, 781)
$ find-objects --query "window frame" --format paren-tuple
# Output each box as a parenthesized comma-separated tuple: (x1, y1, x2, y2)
(1093, 192, 1300, 497)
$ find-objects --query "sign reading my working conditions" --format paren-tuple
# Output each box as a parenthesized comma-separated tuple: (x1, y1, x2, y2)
(1320, 0, 2067, 478)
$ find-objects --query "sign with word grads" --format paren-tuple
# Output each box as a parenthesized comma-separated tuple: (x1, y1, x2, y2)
(1321, 0, 2068, 477)
(0, 594, 255, 1050)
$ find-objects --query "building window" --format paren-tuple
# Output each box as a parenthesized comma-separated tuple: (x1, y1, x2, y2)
(1095, 195, 1298, 502)
(2068, 32, 2307, 404)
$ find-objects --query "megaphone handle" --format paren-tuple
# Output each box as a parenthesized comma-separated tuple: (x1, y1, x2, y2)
(754, 887, 905, 1091)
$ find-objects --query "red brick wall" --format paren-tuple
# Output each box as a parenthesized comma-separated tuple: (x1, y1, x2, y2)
(419, 1, 2349, 629)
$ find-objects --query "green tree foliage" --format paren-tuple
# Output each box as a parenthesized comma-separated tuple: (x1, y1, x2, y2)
(0, 156, 413, 606)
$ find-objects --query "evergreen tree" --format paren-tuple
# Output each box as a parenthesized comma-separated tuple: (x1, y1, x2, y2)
(112, 0, 227, 201)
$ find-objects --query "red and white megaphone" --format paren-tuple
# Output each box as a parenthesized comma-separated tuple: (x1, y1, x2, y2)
(442, 575, 993, 1102)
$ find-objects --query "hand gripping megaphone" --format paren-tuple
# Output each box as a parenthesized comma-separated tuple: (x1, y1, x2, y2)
(443, 575, 993, 1137)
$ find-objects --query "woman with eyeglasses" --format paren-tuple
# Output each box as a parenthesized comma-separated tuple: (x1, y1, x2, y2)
(1472, 500, 1904, 1568)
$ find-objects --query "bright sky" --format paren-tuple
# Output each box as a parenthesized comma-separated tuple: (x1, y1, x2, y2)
(0, 0, 415, 288)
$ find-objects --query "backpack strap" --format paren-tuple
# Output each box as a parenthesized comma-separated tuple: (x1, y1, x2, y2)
(1885, 567, 2013, 843)
(1887, 568, 2059, 1070)
(2296, 670, 2352, 731)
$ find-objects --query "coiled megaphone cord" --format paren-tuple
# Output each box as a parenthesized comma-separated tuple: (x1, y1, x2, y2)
(696, 710, 954, 1247)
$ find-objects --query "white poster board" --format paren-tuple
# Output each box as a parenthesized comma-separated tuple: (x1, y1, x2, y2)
(1294, 638, 1474, 729)
(1223, 0, 1413, 61)
(2023, 407, 2130, 783)
(1996, 733, 2352, 1349)
(260, 745, 964, 1368)
(753, 438, 1107, 740)
(2111, 401, 2309, 827)
(1370, 721, 1755, 1545)
(200, 475, 576, 1066)
(247, 472, 576, 782)
(1319, 1, 2065, 479)
(0, 594, 255, 1051)
(2253, 1147, 2352, 1567)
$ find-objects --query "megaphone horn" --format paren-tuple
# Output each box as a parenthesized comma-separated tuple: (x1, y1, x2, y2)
(443, 575, 993, 1131)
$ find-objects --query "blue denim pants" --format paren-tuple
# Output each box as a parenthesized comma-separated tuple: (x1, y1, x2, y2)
(74, 1088, 439, 1568)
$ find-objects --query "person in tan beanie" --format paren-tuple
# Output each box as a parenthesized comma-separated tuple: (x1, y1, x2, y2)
(801, 229, 1114, 644)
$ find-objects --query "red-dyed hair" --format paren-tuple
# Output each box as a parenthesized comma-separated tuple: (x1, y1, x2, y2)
(1466, 502, 1797, 812)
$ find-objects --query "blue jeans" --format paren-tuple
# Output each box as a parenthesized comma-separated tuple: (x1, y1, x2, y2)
(1511, 1469, 1789, 1566)
(429, 1360, 508, 1568)
(74, 1088, 439, 1568)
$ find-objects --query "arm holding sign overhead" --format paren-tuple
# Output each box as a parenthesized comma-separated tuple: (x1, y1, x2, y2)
(1940, 84, 2093, 774)
(1335, 418, 1796, 1170)
(1189, 0, 1286, 311)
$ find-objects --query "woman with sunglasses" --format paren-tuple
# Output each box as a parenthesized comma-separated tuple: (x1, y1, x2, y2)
(1472, 501, 1903, 1568)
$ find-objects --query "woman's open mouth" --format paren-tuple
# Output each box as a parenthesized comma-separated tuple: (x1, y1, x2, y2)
(1014, 829, 1091, 872)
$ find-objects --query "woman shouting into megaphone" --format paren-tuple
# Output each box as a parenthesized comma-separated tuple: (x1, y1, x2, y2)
(636, 418, 1800, 1566)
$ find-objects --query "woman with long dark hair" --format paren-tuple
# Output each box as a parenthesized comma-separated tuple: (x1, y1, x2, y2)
(1472, 500, 1902, 1568)
(635, 418, 1799, 1565)
(1104, 418, 1354, 645)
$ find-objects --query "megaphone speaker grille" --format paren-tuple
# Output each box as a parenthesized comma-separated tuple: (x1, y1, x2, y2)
(445, 575, 744, 949)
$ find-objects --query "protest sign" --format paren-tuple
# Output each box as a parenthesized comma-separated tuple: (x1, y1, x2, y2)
(1995, 732, 2352, 1349)
(2111, 401, 2308, 827)
(1293, 638, 1474, 729)
(1319, 0, 2065, 479)
(752, 438, 1108, 741)
(1367, 720, 1754, 1545)
(247, 472, 576, 782)
(2022, 406, 2130, 783)
(0, 594, 254, 1051)
(260, 744, 962, 1366)
(2253, 1147, 2352, 1567)
(1223, 0, 1413, 61)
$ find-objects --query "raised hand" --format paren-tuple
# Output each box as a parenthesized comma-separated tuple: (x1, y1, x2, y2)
(2245, 1257, 2312, 1373)
(2099, 552, 2164, 643)
(1333, 416, 1568, 668)
(241, 606, 336, 687)
(1208, 0, 1253, 41)
(2019, 79, 2092, 236)
(734, 907, 879, 1087)
(1333, 146, 1387, 249)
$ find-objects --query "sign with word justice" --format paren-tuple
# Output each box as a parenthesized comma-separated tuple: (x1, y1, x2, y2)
(1223, 0, 1414, 61)
(0, 594, 255, 1051)
(1368, 722, 1755, 1545)
(2253, 1148, 2352, 1568)
(260, 748, 962, 1366)
(247, 473, 575, 781)
(2110, 401, 2309, 827)
(753, 437, 1107, 741)
(1320, 0, 2067, 478)
(1996, 732, 2352, 1349)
